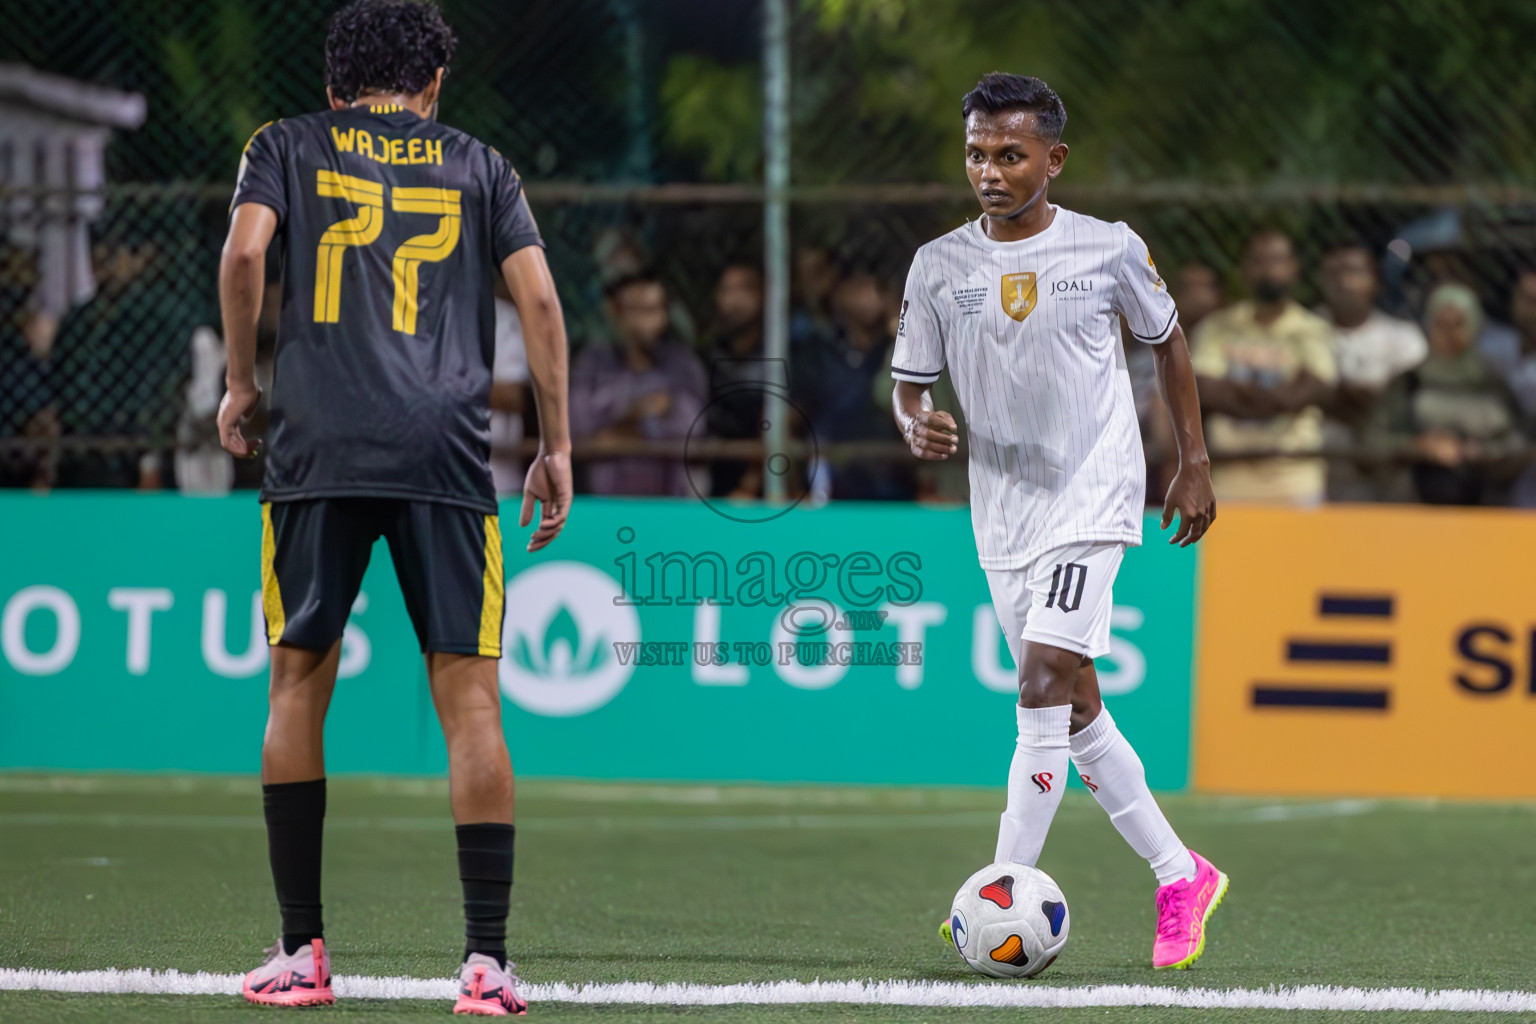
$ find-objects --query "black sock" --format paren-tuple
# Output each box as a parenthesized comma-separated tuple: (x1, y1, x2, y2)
(457, 823, 514, 968)
(263, 778, 326, 956)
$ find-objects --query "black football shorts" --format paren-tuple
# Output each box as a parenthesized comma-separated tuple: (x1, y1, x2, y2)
(259, 498, 505, 657)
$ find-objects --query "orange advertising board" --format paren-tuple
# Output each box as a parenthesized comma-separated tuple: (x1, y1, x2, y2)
(1194, 504, 1536, 797)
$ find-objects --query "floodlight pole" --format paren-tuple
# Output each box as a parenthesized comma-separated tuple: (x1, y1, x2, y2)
(762, 0, 791, 503)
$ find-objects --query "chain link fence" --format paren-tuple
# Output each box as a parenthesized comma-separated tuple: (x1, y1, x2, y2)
(4, 0, 1535, 500)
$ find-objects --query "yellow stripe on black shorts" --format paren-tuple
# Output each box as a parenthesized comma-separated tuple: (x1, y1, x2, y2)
(260, 502, 286, 645)
(478, 514, 505, 657)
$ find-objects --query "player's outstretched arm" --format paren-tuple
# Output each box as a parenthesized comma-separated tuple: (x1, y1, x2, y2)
(217, 202, 278, 458)
(1151, 324, 1216, 546)
(501, 246, 573, 552)
(893, 381, 959, 460)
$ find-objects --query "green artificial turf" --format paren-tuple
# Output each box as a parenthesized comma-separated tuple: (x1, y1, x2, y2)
(2, 776, 1535, 1023)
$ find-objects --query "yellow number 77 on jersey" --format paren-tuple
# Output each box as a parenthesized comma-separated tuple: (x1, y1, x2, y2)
(313, 169, 462, 335)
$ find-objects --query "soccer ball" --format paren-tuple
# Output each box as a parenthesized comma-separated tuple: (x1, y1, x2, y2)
(947, 862, 1069, 979)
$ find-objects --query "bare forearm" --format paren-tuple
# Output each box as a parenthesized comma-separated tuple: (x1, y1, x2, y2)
(524, 318, 570, 451)
(1153, 328, 1210, 466)
(1150, 326, 1217, 546)
(219, 204, 277, 393)
(215, 205, 277, 456)
(219, 250, 263, 390)
(502, 248, 571, 452)
(892, 381, 932, 437)
(893, 380, 958, 460)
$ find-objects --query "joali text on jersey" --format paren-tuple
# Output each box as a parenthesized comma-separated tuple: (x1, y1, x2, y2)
(1050, 277, 1096, 297)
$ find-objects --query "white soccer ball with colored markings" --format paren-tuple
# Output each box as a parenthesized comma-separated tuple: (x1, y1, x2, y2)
(947, 862, 1069, 979)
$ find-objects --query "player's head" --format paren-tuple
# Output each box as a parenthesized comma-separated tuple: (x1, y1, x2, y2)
(1319, 240, 1379, 322)
(325, 0, 457, 110)
(604, 269, 670, 351)
(714, 262, 763, 332)
(1240, 229, 1299, 304)
(961, 73, 1068, 222)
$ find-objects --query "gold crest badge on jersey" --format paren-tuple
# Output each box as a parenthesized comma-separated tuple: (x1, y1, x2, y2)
(1148, 248, 1166, 292)
(1001, 272, 1038, 322)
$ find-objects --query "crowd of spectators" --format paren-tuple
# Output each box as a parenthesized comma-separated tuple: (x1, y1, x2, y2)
(5, 228, 1536, 510)
(553, 250, 923, 502)
(548, 229, 1536, 509)
(0, 239, 212, 491)
(1167, 230, 1536, 508)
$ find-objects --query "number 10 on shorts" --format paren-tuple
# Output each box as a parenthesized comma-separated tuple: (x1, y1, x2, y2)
(1045, 563, 1088, 613)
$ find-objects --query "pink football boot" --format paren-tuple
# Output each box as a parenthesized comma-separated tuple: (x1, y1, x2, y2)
(242, 937, 335, 1006)
(453, 953, 528, 1016)
(1153, 851, 1229, 969)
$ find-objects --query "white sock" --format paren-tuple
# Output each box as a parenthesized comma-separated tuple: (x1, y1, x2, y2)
(994, 704, 1071, 866)
(1070, 707, 1196, 886)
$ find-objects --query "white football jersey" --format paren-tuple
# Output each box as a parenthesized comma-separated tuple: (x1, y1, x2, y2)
(892, 207, 1178, 569)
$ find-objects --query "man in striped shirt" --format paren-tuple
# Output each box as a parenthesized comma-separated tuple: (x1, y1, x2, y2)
(893, 72, 1226, 970)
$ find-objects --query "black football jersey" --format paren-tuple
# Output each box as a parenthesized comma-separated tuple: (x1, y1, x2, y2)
(231, 104, 543, 512)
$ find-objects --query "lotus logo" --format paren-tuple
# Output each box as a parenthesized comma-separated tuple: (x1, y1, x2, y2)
(511, 603, 608, 677)
(498, 562, 640, 717)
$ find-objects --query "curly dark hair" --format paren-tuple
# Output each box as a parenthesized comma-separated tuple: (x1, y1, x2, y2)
(325, 0, 457, 103)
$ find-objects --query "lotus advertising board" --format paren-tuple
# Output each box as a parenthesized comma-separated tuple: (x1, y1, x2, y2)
(0, 495, 1196, 788)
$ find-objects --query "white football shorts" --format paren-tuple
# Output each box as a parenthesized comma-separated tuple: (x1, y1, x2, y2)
(984, 541, 1125, 664)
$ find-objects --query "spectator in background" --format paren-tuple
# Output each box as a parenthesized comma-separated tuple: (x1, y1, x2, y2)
(702, 261, 766, 498)
(1191, 229, 1337, 504)
(1317, 241, 1428, 501)
(1172, 263, 1224, 338)
(1371, 283, 1526, 505)
(790, 244, 838, 348)
(49, 238, 179, 488)
(796, 267, 912, 500)
(174, 324, 235, 493)
(0, 247, 58, 488)
(178, 273, 281, 494)
(1480, 269, 1536, 506)
(489, 275, 529, 495)
(570, 270, 706, 496)
(591, 228, 697, 346)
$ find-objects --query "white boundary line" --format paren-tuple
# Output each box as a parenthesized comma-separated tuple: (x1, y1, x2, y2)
(4, 969, 1536, 1012)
